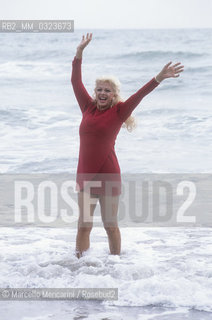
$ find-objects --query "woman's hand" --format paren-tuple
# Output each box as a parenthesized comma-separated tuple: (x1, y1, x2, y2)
(76, 33, 92, 59)
(155, 62, 184, 83)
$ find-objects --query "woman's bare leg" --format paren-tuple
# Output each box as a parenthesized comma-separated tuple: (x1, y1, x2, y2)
(76, 191, 98, 258)
(99, 194, 121, 255)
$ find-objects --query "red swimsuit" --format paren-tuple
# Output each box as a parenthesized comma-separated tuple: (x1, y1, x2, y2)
(71, 56, 159, 196)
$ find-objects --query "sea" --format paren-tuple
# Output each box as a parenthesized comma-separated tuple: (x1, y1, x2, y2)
(0, 29, 212, 319)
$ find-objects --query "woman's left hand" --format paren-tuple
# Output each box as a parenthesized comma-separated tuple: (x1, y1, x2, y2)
(156, 62, 184, 83)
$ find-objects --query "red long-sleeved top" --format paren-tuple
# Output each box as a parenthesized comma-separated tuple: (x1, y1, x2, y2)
(71, 56, 159, 195)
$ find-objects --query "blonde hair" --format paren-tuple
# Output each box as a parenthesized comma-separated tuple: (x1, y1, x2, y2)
(93, 76, 136, 132)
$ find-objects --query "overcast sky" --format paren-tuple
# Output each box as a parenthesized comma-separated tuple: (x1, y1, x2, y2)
(1, 0, 212, 29)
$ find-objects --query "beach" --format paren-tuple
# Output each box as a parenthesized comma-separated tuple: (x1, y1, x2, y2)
(0, 28, 212, 319)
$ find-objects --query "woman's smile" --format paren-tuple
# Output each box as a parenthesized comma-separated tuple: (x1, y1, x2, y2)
(95, 82, 114, 108)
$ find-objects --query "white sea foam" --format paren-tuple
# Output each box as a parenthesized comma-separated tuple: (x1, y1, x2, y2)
(0, 227, 212, 314)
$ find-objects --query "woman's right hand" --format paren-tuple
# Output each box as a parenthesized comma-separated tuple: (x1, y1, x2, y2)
(77, 33, 92, 52)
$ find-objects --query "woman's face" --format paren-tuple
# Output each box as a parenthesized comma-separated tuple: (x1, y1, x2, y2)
(95, 82, 115, 109)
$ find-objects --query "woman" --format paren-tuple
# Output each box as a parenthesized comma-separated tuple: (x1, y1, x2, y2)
(71, 33, 184, 258)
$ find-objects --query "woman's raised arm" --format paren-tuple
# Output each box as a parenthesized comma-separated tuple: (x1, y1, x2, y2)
(71, 33, 93, 113)
(117, 62, 184, 122)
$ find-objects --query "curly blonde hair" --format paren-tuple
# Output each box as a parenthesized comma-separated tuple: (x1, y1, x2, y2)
(93, 76, 136, 132)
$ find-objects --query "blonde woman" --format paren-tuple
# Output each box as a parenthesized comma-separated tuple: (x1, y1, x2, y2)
(71, 33, 184, 258)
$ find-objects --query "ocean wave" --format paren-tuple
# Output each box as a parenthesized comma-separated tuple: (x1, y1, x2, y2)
(0, 108, 30, 127)
(114, 50, 207, 61)
(0, 227, 212, 313)
(185, 65, 212, 74)
(0, 61, 68, 78)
